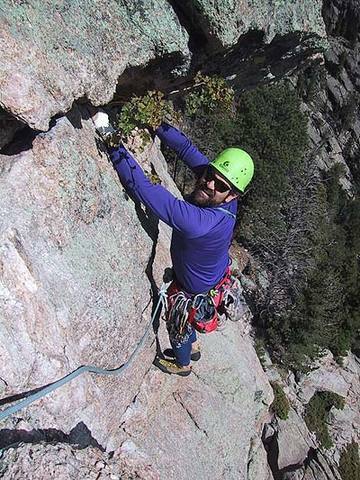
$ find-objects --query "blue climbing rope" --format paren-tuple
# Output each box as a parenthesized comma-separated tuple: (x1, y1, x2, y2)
(0, 283, 168, 422)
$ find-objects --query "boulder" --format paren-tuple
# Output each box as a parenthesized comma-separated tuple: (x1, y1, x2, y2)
(276, 408, 316, 471)
(174, 0, 326, 48)
(298, 352, 351, 403)
(0, 0, 190, 131)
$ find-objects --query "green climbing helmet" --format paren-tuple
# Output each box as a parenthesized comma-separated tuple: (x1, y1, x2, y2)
(210, 148, 254, 192)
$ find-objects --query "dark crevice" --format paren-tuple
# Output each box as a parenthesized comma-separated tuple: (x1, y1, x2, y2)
(173, 392, 209, 438)
(263, 427, 281, 480)
(1, 27, 325, 157)
(0, 108, 27, 152)
(169, 0, 228, 54)
(0, 101, 94, 157)
(112, 29, 323, 115)
(0, 421, 105, 452)
(168, 0, 210, 54)
(115, 52, 192, 101)
(124, 193, 164, 356)
(0, 126, 38, 156)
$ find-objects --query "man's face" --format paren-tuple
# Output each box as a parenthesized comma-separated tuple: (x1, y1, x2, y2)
(190, 166, 238, 207)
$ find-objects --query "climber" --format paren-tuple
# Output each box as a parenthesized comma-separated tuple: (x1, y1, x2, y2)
(93, 113, 254, 376)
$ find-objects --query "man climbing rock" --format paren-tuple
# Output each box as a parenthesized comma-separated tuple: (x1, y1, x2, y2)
(93, 113, 254, 376)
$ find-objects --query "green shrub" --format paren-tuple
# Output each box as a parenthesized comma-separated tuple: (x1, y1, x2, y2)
(304, 391, 345, 449)
(254, 337, 267, 367)
(117, 90, 178, 140)
(184, 72, 234, 118)
(271, 382, 290, 420)
(165, 74, 236, 192)
(339, 442, 360, 480)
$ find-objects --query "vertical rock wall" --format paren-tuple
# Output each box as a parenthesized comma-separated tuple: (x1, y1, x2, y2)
(0, 107, 167, 447)
(1, 2, 347, 479)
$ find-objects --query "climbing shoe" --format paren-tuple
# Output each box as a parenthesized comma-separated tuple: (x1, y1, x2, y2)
(153, 357, 191, 376)
(163, 341, 201, 362)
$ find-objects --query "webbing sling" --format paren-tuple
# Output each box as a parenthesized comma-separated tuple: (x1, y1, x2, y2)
(0, 283, 168, 422)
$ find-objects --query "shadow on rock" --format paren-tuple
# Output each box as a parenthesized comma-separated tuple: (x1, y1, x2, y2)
(0, 421, 105, 451)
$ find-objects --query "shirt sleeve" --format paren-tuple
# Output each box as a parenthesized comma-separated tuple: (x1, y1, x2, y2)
(108, 145, 218, 239)
(155, 123, 209, 171)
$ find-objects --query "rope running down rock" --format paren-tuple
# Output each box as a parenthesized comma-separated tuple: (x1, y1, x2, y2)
(0, 283, 168, 422)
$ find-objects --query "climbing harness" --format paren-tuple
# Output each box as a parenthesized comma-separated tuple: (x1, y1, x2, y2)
(0, 283, 169, 423)
(166, 267, 234, 338)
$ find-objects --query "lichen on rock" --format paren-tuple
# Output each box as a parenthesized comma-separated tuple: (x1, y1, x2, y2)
(0, 0, 190, 130)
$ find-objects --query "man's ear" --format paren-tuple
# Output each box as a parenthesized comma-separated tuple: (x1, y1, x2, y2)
(224, 191, 239, 203)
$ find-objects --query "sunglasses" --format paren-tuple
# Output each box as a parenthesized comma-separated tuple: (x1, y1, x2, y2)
(204, 167, 232, 193)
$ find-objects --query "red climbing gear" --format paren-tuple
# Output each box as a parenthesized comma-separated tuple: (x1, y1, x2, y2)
(166, 267, 233, 335)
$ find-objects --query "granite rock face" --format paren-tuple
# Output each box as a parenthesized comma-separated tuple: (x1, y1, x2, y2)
(0, 110, 273, 477)
(120, 322, 274, 480)
(0, 441, 161, 480)
(0, 107, 171, 449)
(0, 0, 329, 139)
(0, 1, 358, 479)
(174, 0, 326, 48)
(0, 0, 190, 131)
(261, 351, 360, 480)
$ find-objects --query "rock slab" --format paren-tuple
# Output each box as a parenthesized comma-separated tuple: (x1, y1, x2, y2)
(0, 0, 190, 130)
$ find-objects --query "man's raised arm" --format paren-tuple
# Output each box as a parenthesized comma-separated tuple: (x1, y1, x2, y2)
(155, 123, 209, 171)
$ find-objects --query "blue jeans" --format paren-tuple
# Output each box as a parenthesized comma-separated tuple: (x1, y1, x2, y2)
(171, 327, 197, 366)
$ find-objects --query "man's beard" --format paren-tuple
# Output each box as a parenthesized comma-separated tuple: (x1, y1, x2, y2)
(188, 180, 221, 207)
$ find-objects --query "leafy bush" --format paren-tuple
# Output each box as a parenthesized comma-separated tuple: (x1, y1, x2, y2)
(184, 72, 234, 118)
(271, 382, 290, 420)
(254, 337, 267, 367)
(165, 74, 236, 193)
(117, 90, 178, 140)
(339, 442, 360, 480)
(304, 391, 345, 449)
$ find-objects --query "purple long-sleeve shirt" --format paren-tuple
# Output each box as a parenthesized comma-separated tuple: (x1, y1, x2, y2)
(109, 123, 237, 294)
